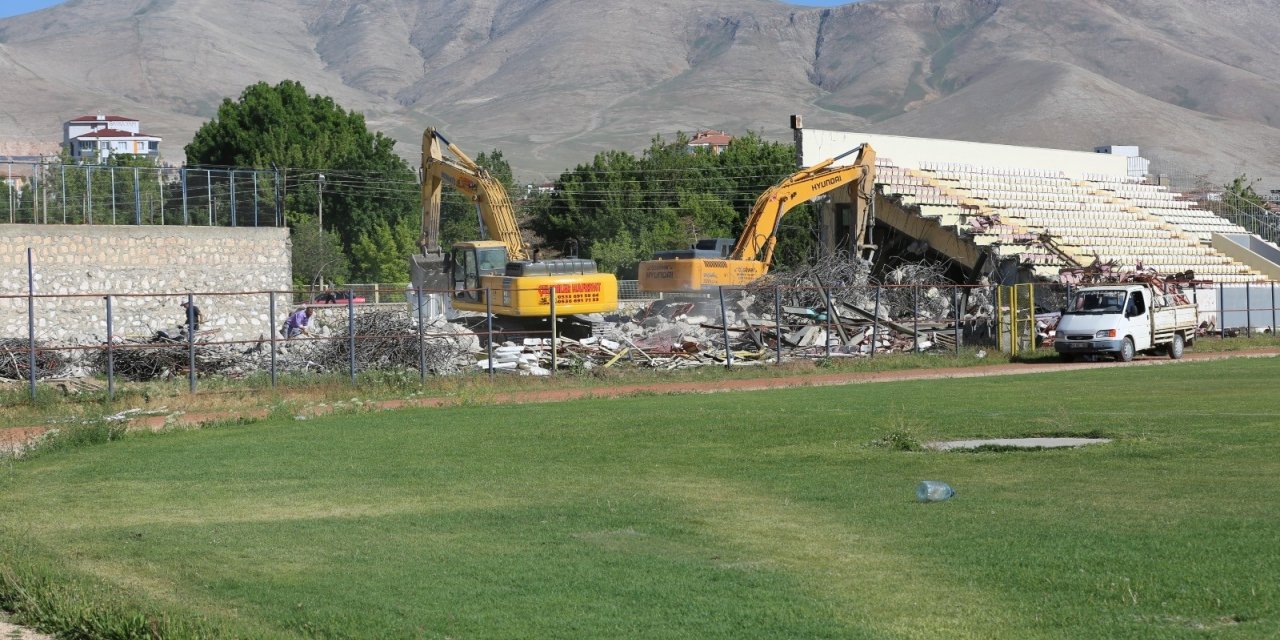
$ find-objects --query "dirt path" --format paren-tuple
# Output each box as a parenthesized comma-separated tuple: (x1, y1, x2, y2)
(0, 617, 54, 640)
(4, 349, 1277, 446)
(366, 348, 1280, 411)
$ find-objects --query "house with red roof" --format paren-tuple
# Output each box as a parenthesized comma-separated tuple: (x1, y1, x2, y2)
(64, 114, 161, 161)
(688, 129, 734, 155)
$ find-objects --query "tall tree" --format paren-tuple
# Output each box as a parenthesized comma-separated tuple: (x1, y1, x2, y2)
(185, 80, 417, 257)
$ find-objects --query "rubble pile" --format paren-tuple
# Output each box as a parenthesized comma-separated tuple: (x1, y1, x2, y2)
(472, 255, 999, 372)
(93, 339, 248, 381)
(0, 338, 71, 380)
(318, 310, 477, 375)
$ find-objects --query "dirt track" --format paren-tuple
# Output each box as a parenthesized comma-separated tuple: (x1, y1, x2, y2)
(4, 349, 1276, 449)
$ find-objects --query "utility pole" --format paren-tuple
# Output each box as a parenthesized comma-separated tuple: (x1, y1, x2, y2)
(317, 173, 325, 230)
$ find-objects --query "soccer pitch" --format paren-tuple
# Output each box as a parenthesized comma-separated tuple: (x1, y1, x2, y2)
(3, 357, 1278, 639)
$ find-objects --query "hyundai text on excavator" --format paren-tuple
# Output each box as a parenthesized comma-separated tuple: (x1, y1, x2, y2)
(408, 129, 618, 323)
(637, 144, 876, 292)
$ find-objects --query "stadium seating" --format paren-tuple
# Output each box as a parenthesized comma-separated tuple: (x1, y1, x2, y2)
(873, 158, 1265, 283)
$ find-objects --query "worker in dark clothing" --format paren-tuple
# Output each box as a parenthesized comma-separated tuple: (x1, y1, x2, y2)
(180, 301, 203, 334)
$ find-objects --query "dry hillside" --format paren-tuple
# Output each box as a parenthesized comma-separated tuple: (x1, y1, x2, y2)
(0, 0, 1277, 184)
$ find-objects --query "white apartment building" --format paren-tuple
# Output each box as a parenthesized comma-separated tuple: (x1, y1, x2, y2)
(64, 114, 161, 160)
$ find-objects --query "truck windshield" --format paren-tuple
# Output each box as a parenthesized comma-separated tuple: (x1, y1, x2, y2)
(1066, 289, 1127, 314)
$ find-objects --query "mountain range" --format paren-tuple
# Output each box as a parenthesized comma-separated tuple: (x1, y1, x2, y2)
(1, 0, 1277, 187)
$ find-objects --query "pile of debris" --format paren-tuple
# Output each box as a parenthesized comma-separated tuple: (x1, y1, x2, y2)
(316, 309, 477, 375)
(0, 338, 71, 380)
(93, 338, 249, 381)
(463, 255, 995, 375)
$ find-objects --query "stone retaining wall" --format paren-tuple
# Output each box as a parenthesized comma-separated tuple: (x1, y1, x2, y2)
(1, 225, 291, 343)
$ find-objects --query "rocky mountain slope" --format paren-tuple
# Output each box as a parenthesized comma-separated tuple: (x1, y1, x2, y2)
(0, 0, 1277, 184)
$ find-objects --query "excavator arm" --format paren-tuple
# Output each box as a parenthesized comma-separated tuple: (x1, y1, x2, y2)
(421, 128, 528, 261)
(730, 143, 876, 268)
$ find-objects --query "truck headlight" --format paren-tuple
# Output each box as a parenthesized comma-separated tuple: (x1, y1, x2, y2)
(1095, 329, 1116, 338)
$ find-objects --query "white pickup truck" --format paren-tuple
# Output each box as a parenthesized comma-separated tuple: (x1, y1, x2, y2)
(1053, 283, 1198, 362)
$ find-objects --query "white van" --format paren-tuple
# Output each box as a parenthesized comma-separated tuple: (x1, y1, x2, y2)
(1053, 283, 1198, 362)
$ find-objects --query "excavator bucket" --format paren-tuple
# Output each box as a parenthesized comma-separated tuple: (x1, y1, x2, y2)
(407, 128, 455, 322)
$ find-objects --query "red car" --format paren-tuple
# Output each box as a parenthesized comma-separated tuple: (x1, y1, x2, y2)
(313, 291, 367, 304)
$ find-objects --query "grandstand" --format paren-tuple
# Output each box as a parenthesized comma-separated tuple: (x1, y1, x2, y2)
(798, 126, 1278, 284)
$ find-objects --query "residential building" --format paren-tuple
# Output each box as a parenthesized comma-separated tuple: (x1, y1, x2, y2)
(64, 114, 161, 160)
(688, 129, 733, 155)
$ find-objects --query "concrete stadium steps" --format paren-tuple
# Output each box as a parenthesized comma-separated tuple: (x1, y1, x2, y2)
(872, 160, 1267, 283)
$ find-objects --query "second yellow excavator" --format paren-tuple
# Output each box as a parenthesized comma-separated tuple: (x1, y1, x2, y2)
(638, 143, 876, 292)
(409, 129, 618, 320)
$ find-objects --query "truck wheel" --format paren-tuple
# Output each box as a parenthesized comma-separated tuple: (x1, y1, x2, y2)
(1168, 333, 1185, 360)
(1118, 337, 1135, 362)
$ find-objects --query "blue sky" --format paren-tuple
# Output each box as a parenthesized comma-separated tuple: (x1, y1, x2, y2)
(0, 0, 856, 19)
(0, 0, 65, 18)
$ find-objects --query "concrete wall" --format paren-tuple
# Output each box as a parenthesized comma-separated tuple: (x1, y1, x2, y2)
(0, 225, 291, 344)
(799, 128, 1130, 179)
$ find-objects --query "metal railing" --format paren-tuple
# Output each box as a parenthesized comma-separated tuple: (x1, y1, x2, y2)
(1, 161, 285, 227)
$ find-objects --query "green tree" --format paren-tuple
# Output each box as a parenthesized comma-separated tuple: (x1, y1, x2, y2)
(289, 215, 351, 288)
(1223, 174, 1265, 211)
(351, 217, 417, 283)
(185, 80, 417, 252)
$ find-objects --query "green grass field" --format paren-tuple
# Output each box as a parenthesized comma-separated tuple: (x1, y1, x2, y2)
(3, 357, 1279, 639)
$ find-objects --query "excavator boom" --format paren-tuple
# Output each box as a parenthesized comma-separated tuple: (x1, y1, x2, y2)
(421, 129, 528, 260)
(639, 144, 876, 292)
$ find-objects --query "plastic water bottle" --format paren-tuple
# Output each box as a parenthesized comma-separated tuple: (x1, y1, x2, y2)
(916, 480, 955, 503)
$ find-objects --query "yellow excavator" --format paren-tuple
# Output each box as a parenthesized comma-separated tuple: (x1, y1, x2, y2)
(409, 129, 618, 320)
(638, 144, 876, 292)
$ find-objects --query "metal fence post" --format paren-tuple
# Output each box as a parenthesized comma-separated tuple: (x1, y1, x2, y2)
(60, 164, 66, 223)
(110, 166, 117, 224)
(953, 286, 961, 354)
(133, 167, 141, 225)
(912, 284, 920, 352)
(1219, 283, 1226, 338)
(206, 169, 213, 225)
(1245, 283, 1252, 338)
(485, 288, 494, 379)
(823, 287, 834, 360)
(106, 295, 115, 400)
(230, 170, 237, 227)
(27, 248, 36, 401)
(86, 166, 93, 223)
(252, 171, 260, 227)
(181, 167, 189, 225)
(416, 287, 426, 381)
(347, 290, 356, 385)
(719, 286, 733, 368)
(269, 291, 277, 388)
(871, 286, 881, 359)
(773, 284, 783, 365)
(1273, 282, 1277, 335)
(550, 288, 558, 375)
(187, 293, 196, 394)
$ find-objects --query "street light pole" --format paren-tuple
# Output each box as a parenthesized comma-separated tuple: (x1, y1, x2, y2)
(317, 173, 325, 230)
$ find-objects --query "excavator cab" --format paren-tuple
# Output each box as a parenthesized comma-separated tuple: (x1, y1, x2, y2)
(449, 240, 510, 305)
